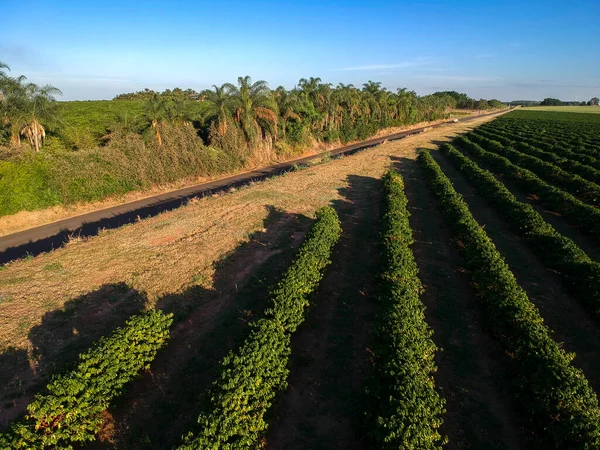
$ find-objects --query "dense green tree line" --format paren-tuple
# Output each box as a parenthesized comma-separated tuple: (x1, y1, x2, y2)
(0, 60, 508, 218)
(122, 81, 504, 151)
(540, 97, 599, 106)
(112, 78, 504, 153)
(1, 60, 505, 155)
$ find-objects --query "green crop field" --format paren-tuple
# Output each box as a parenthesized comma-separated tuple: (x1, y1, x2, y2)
(3, 110, 600, 449)
(412, 109, 600, 448)
(523, 105, 600, 114)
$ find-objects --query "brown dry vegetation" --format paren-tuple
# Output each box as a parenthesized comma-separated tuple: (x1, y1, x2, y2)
(0, 114, 502, 430)
(0, 117, 480, 238)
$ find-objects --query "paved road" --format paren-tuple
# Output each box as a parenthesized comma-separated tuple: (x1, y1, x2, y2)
(0, 109, 511, 263)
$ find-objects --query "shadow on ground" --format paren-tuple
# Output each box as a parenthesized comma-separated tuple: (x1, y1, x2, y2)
(0, 283, 149, 427)
(0, 205, 313, 450)
(88, 205, 314, 450)
(265, 173, 381, 450)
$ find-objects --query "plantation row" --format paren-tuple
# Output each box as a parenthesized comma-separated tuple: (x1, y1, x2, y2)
(0, 310, 173, 449)
(419, 150, 600, 448)
(453, 135, 600, 245)
(366, 171, 446, 449)
(177, 206, 341, 448)
(473, 127, 600, 184)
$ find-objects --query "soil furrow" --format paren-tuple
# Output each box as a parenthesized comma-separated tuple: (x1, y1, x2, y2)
(432, 150, 600, 393)
(394, 155, 526, 450)
(265, 174, 381, 450)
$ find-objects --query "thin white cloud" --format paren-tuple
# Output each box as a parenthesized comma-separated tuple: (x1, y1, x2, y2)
(418, 74, 501, 83)
(338, 58, 434, 71)
(27, 72, 137, 84)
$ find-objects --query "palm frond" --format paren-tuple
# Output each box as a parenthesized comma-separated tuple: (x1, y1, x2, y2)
(283, 110, 301, 122)
(254, 107, 278, 126)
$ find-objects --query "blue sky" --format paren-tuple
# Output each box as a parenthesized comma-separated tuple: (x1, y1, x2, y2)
(2, 0, 599, 101)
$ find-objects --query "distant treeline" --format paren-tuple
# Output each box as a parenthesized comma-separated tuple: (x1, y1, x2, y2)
(114, 86, 504, 110)
(114, 87, 200, 101)
(510, 97, 599, 107)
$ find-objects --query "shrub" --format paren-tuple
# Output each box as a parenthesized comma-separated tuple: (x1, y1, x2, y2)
(177, 207, 341, 449)
(366, 171, 446, 449)
(418, 150, 600, 448)
(0, 154, 60, 215)
(0, 309, 173, 449)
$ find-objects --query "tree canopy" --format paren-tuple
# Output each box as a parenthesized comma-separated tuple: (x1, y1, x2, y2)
(1, 60, 508, 154)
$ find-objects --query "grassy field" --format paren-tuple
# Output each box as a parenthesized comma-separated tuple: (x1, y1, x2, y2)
(4, 109, 600, 448)
(523, 105, 600, 114)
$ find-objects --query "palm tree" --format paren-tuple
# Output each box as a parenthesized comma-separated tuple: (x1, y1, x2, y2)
(200, 84, 237, 136)
(298, 77, 332, 132)
(0, 74, 28, 146)
(272, 86, 301, 140)
(0, 61, 9, 96)
(143, 94, 167, 146)
(0, 61, 9, 82)
(17, 82, 62, 152)
(362, 80, 382, 96)
(230, 76, 278, 144)
(298, 77, 324, 105)
(0, 61, 12, 116)
(165, 97, 195, 127)
(396, 88, 418, 123)
(336, 83, 362, 122)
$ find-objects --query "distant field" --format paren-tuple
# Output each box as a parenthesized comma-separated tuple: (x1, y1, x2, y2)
(523, 105, 600, 114)
(56, 99, 145, 141)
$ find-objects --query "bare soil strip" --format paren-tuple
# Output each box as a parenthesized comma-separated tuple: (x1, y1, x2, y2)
(395, 155, 526, 450)
(265, 174, 380, 450)
(432, 150, 600, 392)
